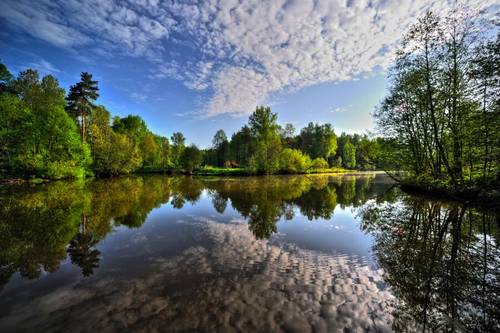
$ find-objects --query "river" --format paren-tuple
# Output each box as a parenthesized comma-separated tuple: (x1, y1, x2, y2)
(0, 174, 498, 332)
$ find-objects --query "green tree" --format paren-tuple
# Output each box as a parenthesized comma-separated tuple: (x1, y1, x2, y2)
(0, 61, 13, 93)
(0, 94, 32, 173)
(375, 9, 499, 190)
(180, 145, 203, 174)
(229, 125, 255, 167)
(212, 129, 229, 167)
(342, 140, 356, 169)
(112, 115, 147, 140)
(170, 132, 186, 170)
(3, 69, 90, 178)
(247, 106, 282, 174)
(280, 123, 296, 148)
(470, 34, 500, 183)
(88, 106, 141, 175)
(297, 122, 337, 161)
(66, 72, 99, 141)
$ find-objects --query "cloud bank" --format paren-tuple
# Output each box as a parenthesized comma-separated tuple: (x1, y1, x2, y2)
(1, 0, 496, 117)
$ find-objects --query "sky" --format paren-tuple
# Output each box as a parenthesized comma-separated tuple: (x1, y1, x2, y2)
(0, 0, 496, 147)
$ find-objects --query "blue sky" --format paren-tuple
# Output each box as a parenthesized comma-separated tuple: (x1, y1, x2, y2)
(0, 0, 495, 147)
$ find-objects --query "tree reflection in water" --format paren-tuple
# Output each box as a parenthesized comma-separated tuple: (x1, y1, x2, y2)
(0, 174, 382, 286)
(1, 174, 499, 332)
(360, 195, 500, 332)
(202, 175, 380, 239)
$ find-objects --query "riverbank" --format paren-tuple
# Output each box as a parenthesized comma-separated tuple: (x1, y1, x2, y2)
(190, 166, 355, 176)
(399, 179, 500, 210)
(0, 167, 378, 185)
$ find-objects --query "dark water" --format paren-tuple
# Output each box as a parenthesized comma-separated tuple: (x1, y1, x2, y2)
(0, 174, 498, 332)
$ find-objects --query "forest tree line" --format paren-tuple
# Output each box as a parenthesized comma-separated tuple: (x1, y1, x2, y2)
(0, 62, 386, 179)
(375, 8, 499, 192)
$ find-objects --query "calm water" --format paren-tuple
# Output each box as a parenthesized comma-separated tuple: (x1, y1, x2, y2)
(0, 174, 498, 332)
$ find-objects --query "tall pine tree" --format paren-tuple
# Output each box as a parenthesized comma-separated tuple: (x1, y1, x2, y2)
(66, 72, 99, 141)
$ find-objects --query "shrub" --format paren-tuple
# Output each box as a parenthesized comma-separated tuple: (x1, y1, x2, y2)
(279, 148, 311, 174)
(310, 157, 329, 170)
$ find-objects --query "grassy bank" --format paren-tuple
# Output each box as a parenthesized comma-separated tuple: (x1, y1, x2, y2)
(191, 166, 355, 176)
(399, 178, 500, 210)
(2, 166, 365, 183)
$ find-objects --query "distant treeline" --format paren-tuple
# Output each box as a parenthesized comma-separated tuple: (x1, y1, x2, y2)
(0, 62, 390, 179)
(375, 8, 499, 193)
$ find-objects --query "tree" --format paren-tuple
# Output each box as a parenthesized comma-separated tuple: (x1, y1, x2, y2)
(170, 132, 186, 169)
(66, 72, 99, 141)
(0, 61, 13, 93)
(140, 133, 159, 167)
(470, 34, 500, 183)
(297, 122, 337, 161)
(212, 129, 229, 167)
(112, 115, 147, 140)
(181, 145, 203, 173)
(0, 94, 32, 172)
(375, 8, 499, 189)
(247, 106, 282, 174)
(229, 125, 255, 167)
(355, 135, 380, 170)
(248, 106, 279, 137)
(88, 106, 141, 175)
(342, 140, 356, 169)
(280, 123, 296, 148)
(2, 68, 90, 178)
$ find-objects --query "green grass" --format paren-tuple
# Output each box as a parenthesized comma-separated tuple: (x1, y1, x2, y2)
(193, 166, 248, 176)
(306, 167, 352, 174)
(193, 166, 356, 176)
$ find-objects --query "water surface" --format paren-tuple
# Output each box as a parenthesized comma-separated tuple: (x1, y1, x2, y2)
(0, 174, 498, 332)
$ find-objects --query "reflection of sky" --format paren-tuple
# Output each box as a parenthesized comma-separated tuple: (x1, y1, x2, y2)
(276, 206, 374, 260)
(0, 182, 394, 332)
(0, 214, 395, 332)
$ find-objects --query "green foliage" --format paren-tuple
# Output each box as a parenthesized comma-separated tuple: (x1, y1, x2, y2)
(208, 129, 230, 167)
(0, 59, 389, 180)
(180, 145, 203, 173)
(342, 141, 356, 169)
(88, 107, 142, 175)
(0, 61, 13, 93)
(246, 106, 282, 174)
(375, 10, 499, 189)
(170, 132, 186, 169)
(297, 122, 337, 161)
(0, 68, 90, 179)
(229, 125, 255, 166)
(310, 157, 329, 170)
(66, 72, 99, 140)
(112, 115, 147, 138)
(279, 148, 311, 173)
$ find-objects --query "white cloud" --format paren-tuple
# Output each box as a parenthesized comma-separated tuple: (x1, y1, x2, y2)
(1, 0, 497, 117)
(0, 0, 175, 61)
(170, 0, 497, 117)
(331, 105, 351, 113)
(26, 59, 60, 76)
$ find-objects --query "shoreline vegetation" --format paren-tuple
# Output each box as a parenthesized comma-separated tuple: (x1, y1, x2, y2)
(0, 8, 498, 205)
(0, 65, 388, 183)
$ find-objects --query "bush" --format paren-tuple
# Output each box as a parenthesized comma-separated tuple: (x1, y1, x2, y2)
(279, 148, 311, 174)
(310, 157, 329, 170)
